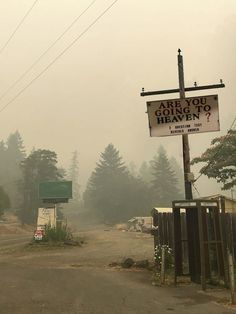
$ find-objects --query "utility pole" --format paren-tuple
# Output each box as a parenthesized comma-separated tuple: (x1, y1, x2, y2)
(178, 49, 193, 199)
(141, 49, 225, 283)
(141, 49, 224, 200)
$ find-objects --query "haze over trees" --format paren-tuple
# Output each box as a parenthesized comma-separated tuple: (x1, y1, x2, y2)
(150, 146, 183, 207)
(67, 150, 80, 207)
(18, 149, 64, 224)
(138, 150, 184, 194)
(83, 144, 152, 222)
(139, 161, 152, 185)
(191, 130, 236, 190)
(0, 130, 71, 222)
(0, 131, 25, 212)
(0, 131, 185, 224)
(169, 156, 185, 197)
(83, 143, 183, 223)
(0, 187, 10, 217)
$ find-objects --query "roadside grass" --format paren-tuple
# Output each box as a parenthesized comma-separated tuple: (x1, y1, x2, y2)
(25, 236, 84, 251)
(43, 223, 73, 243)
(24, 224, 84, 250)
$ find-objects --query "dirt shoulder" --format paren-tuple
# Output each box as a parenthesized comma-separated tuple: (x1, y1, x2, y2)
(0, 221, 234, 314)
(0, 213, 33, 235)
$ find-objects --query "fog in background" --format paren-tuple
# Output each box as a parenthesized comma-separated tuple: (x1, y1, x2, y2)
(0, 0, 235, 196)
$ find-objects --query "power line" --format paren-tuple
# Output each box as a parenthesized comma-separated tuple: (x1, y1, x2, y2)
(194, 117, 236, 183)
(192, 183, 201, 198)
(0, 0, 119, 114)
(0, 0, 39, 56)
(0, 0, 97, 103)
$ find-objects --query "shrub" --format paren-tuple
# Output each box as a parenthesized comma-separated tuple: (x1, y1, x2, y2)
(43, 223, 73, 243)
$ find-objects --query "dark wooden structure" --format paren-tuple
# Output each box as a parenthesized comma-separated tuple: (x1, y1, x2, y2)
(151, 209, 173, 249)
(173, 199, 227, 289)
(152, 199, 230, 290)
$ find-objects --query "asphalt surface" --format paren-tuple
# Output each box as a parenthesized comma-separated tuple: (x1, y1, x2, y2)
(0, 234, 31, 244)
(0, 225, 234, 314)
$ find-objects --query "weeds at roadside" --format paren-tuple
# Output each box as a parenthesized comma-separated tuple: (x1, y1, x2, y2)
(42, 223, 73, 243)
(152, 244, 175, 286)
(25, 223, 84, 250)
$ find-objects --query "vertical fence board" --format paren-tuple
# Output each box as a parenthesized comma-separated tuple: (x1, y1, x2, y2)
(152, 210, 235, 284)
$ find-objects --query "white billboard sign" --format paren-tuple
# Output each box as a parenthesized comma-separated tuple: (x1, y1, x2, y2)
(147, 94, 220, 137)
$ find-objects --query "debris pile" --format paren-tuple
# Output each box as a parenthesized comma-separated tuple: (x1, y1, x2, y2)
(127, 217, 153, 233)
(109, 258, 150, 269)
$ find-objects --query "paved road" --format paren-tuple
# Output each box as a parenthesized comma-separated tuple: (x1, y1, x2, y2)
(0, 234, 31, 243)
(0, 234, 32, 251)
(0, 227, 234, 314)
(0, 234, 32, 250)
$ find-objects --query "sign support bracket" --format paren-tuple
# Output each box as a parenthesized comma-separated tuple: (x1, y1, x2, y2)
(140, 83, 225, 97)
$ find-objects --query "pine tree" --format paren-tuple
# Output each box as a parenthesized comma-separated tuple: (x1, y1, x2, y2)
(128, 161, 138, 178)
(139, 161, 152, 185)
(0, 141, 7, 184)
(3, 131, 26, 209)
(6, 131, 25, 165)
(68, 151, 80, 202)
(84, 144, 128, 221)
(84, 144, 152, 222)
(18, 149, 63, 224)
(95, 143, 126, 175)
(0, 186, 10, 217)
(169, 157, 184, 198)
(150, 146, 181, 207)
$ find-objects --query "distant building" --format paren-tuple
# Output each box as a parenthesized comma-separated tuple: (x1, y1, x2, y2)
(201, 194, 236, 213)
(152, 207, 172, 213)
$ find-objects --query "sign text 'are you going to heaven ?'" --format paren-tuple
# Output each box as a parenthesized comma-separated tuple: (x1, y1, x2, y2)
(147, 94, 220, 137)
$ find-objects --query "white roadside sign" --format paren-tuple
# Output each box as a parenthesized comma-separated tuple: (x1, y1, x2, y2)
(147, 94, 220, 137)
(36, 207, 56, 230)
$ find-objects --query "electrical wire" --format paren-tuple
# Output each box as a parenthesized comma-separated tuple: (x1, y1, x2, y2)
(0, 0, 97, 103)
(192, 183, 201, 198)
(0, 0, 119, 114)
(0, 0, 39, 56)
(194, 117, 236, 183)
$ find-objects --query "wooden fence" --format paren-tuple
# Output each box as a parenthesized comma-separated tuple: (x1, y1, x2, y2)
(152, 211, 236, 283)
(225, 213, 236, 258)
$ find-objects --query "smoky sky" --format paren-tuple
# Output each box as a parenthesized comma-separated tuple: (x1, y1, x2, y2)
(0, 0, 235, 196)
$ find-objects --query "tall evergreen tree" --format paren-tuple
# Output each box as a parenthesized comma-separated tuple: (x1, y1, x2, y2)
(150, 146, 181, 207)
(84, 144, 152, 222)
(169, 157, 184, 198)
(0, 186, 10, 217)
(68, 151, 80, 202)
(18, 149, 63, 224)
(6, 131, 25, 165)
(128, 161, 138, 178)
(0, 141, 7, 184)
(84, 144, 127, 220)
(1, 131, 26, 209)
(139, 161, 152, 185)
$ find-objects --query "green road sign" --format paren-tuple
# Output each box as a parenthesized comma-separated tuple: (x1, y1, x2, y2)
(39, 181, 72, 201)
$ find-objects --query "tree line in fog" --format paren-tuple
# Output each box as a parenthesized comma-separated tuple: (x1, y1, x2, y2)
(83, 143, 184, 223)
(0, 129, 234, 224)
(83, 129, 236, 222)
(0, 131, 79, 223)
(0, 131, 185, 224)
